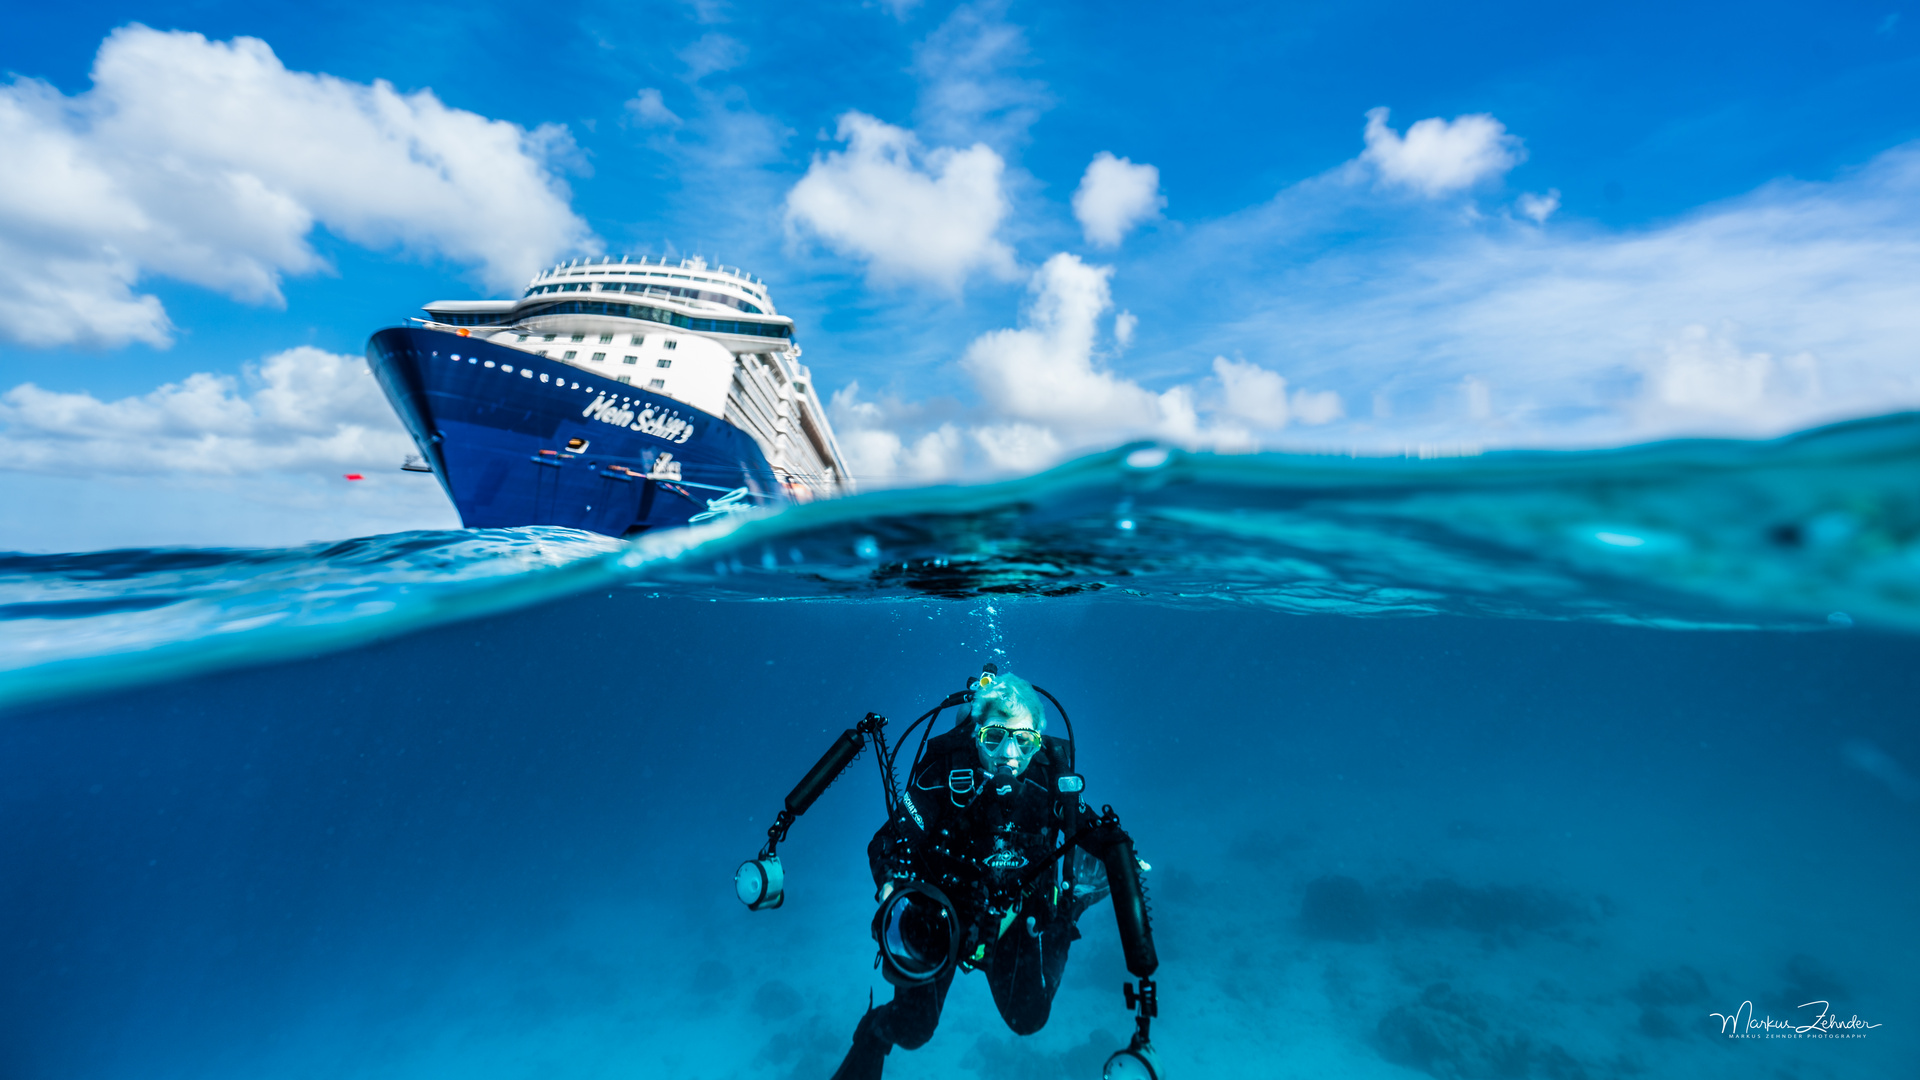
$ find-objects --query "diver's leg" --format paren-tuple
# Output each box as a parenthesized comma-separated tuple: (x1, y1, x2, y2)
(987, 914, 1072, 1036)
(828, 1008, 889, 1080)
(829, 971, 955, 1079)
(868, 970, 954, 1051)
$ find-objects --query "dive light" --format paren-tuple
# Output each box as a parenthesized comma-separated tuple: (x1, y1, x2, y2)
(735, 855, 784, 910)
(1103, 1037, 1164, 1079)
(736, 713, 889, 910)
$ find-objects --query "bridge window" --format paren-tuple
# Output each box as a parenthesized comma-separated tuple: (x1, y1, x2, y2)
(664, 340, 678, 350)
(599, 333, 613, 344)
(571, 333, 585, 342)
(630, 334, 644, 345)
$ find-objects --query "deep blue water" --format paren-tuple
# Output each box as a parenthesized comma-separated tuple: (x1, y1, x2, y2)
(3, 419, 1918, 1079)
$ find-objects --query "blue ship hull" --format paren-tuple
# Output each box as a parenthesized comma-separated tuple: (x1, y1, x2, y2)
(367, 326, 783, 536)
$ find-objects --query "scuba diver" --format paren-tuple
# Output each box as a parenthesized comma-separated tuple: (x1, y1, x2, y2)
(735, 666, 1163, 1080)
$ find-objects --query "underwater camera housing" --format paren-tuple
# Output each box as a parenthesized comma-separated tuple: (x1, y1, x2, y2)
(871, 881, 960, 986)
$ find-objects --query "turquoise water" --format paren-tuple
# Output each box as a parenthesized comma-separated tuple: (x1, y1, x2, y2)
(3, 414, 1917, 1078)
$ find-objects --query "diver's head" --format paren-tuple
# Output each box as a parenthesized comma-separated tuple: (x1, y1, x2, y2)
(970, 672, 1046, 779)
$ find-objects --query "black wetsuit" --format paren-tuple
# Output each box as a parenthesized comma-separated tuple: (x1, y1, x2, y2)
(862, 726, 1079, 1049)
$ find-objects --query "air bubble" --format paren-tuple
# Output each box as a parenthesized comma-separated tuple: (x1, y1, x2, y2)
(854, 536, 880, 560)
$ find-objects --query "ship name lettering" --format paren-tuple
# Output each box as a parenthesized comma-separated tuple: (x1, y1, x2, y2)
(582, 395, 696, 444)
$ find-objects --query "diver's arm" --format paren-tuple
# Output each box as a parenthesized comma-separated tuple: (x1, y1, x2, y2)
(866, 821, 902, 890)
(866, 750, 953, 895)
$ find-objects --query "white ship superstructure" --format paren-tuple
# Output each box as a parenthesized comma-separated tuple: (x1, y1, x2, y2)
(418, 255, 850, 499)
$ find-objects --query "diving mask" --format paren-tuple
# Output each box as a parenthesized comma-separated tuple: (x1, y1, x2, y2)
(976, 725, 1042, 753)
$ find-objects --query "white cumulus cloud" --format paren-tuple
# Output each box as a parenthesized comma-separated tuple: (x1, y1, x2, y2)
(828, 255, 1348, 483)
(1073, 152, 1166, 248)
(0, 347, 413, 476)
(1360, 106, 1525, 197)
(1212, 356, 1347, 435)
(0, 25, 595, 348)
(785, 111, 1015, 289)
(827, 383, 967, 483)
(1637, 324, 1821, 426)
(962, 253, 1196, 445)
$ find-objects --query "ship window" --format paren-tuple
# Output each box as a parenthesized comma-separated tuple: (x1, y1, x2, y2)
(623, 355, 638, 365)
(664, 340, 678, 350)
(599, 333, 613, 344)
(617, 375, 632, 385)
(648, 379, 666, 389)
(590, 352, 605, 362)
(563, 350, 578, 360)
(543, 333, 556, 341)
(656, 358, 672, 368)
(570, 333, 585, 342)
(631, 334, 644, 345)
(537, 350, 549, 356)
(516, 334, 528, 341)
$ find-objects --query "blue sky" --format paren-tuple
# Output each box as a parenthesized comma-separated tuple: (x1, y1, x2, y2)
(2, 0, 1918, 549)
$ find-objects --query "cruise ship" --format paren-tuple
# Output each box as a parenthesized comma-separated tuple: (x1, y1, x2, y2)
(367, 256, 852, 537)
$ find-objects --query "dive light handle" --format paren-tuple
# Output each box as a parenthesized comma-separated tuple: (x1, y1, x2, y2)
(1086, 809, 1158, 979)
(786, 726, 867, 817)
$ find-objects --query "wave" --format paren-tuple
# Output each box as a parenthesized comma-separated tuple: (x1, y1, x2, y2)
(4, 411, 1917, 709)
